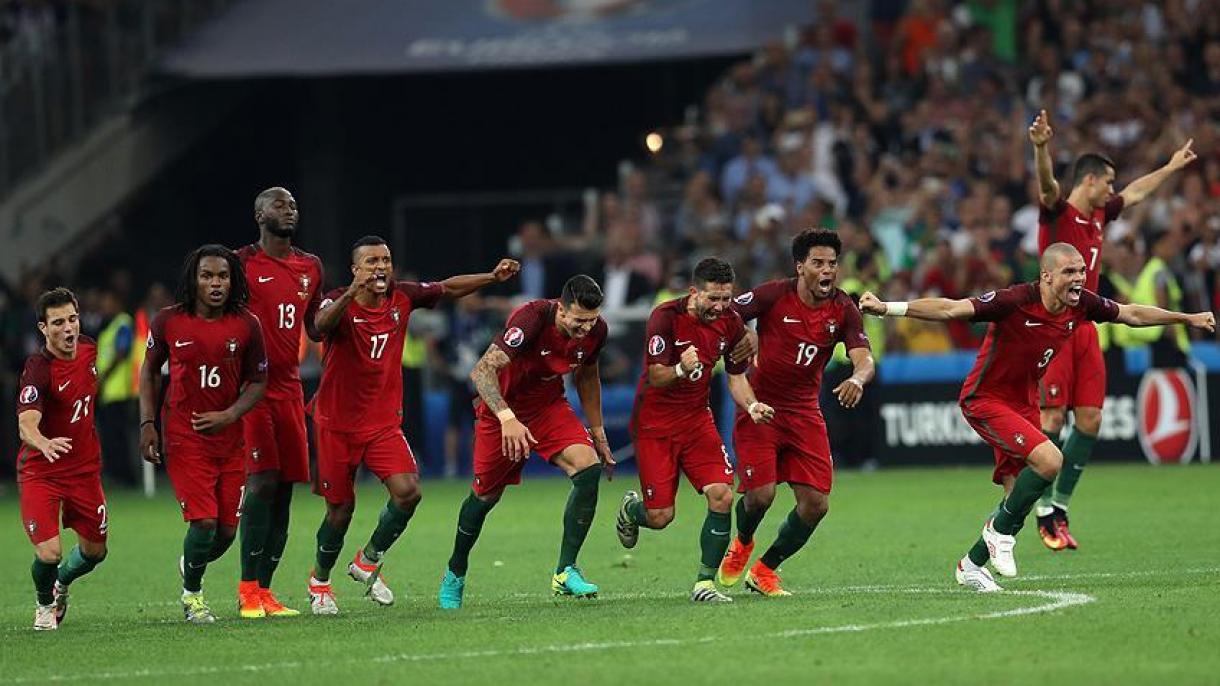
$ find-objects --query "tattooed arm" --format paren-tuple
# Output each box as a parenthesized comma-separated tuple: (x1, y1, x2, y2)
(470, 342, 536, 461)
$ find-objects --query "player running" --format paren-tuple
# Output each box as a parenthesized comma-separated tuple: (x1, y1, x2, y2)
(615, 257, 775, 603)
(438, 275, 615, 609)
(859, 243, 1214, 591)
(16, 288, 109, 630)
(308, 235, 517, 615)
(1029, 111, 1197, 549)
(717, 229, 874, 597)
(234, 187, 324, 619)
(140, 245, 269, 623)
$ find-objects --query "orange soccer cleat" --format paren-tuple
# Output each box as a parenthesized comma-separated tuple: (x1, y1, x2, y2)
(716, 537, 754, 588)
(1036, 514, 1067, 551)
(744, 561, 792, 597)
(238, 580, 266, 619)
(259, 587, 301, 617)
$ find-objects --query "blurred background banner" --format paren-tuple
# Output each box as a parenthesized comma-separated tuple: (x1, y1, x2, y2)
(161, 0, 817, 77)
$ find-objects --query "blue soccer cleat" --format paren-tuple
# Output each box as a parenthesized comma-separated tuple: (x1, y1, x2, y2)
(438, 570, 465, 610)
(552, 565, 598, 598)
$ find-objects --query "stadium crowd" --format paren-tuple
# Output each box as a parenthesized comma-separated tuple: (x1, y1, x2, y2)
(4, 0, 1220, 483)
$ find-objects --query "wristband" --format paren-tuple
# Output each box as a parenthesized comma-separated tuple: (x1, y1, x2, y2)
(140, 419, 155, 427)
(674, 363, 687, 379)
(495, 408, 516, 423)
(748, 401, 759, 414)
(884, 301, 908, 316)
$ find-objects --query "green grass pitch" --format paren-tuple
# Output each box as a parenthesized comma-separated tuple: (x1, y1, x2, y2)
(1, 463, 1217, 685)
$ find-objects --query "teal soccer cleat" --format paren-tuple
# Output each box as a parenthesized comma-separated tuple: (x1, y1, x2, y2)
(552, 565, 598, 598)
(438, 570, 465, 610)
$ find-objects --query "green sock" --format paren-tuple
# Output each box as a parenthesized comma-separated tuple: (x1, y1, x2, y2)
(759, 509, 817, 570)
(57, 546, 103, 587)
(32, 558, 57, 605)
(735, 497, 766, 545)
(967, 537, 990, 566)
(557, 465, 601, 574)
(1053, 429, 1097, 508)
(626, 499, 649, 527)
(207, 532, 235, 562)
(363, 499, 415, 563)
(992, 468, 1053, 535)
(182, 526, 216, 593)
(448, 491, 496, 577)
(314, 516, 347, 582)
(258, 492, 292, 588)
(239, 489, 271, 581)
(1038, 429, 1063, 511)
(698, 509, 733, 581)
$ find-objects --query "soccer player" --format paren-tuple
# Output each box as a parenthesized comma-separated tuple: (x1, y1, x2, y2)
(438, 275, 615, 609)
(859, 243, 1214, 591)
(308, 235, 518, 615)
(1029, 111, 1197, 549)
(139, 245, 268, 623)
(16, 288, 109, 630)
(615, 257, 775, 603)
(717, 229, 874, 597)
(234, 187, 324, 618)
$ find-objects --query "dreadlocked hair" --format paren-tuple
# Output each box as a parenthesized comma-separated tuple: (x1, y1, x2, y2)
(175, 244, 250, 315)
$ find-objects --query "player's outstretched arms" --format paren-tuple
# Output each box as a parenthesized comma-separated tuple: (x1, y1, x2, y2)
(832, 347, 875, 409)
(1120, 139, 1197, 207)
(17, 410, 71, 462)
(572, 361, 615, 480)
(1029, 109, 1060, 206)
(858, 292, 975, 321)
(727, 373, 774, 424)
(1116, 303, 1215, 332)
(440, 259, 521, 299)
(471, 342, 536, 461)
(648, 345, 701, 388)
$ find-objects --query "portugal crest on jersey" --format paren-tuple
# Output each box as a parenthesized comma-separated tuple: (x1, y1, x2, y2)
(226, 338, 238, 355)
(391, 308, 401, 324)
(298, 274, 312, 300)
(90, 363, 98, 377)
(827, 322, 836, 334)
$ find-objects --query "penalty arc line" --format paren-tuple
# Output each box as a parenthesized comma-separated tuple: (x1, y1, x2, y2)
(2, 588, 1094, 684)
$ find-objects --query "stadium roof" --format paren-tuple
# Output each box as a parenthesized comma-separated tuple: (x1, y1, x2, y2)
(159, 0, 815, 77)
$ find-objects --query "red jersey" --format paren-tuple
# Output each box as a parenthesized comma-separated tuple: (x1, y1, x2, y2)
(309, 281, 445, 433)
(482, 299, 608, 419)
(959, 283, 1119, 407)
(15, 338, 102, 481)
(733, 280, 870, 415)
(632, 296, 748, 434)
(1038, 195, 1124, 292)
(147, 306, 267, 455)
(237, 244, 324, 401)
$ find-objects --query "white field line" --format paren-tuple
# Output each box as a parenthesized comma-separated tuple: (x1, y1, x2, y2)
(2, 588, 1094, 684)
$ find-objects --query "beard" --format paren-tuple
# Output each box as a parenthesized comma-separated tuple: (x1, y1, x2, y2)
(264, 217, 295, 238)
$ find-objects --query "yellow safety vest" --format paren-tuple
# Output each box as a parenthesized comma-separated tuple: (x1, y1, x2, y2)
(1110, 257, 1189, 352)
(97, 312, 135, 403)
(401, 332, 427, 369)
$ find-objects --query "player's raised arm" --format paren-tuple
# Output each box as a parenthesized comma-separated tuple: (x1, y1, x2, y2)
(572, 359, 614, 480)
(1115, 303, 1215, 332)
(1030, 109, 1060, 206)
(315, 270, 376, 335)
(1119, 139, 1198, 207)
(858, 292, 977, 321)
(438, 258, 520, 299)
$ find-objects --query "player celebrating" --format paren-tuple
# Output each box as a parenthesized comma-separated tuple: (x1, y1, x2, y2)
(1029, 111, 1197, 549)
(438, 275, 615, 609)
(140, 245, 268, 623)
(615, 257, 774, 603)
(16, 288, 109, 630)
(717, 229, 874, 597)
(308, 235, 517, 615)
(233, 187, 324, 619)
(859, 243, 1214, 591)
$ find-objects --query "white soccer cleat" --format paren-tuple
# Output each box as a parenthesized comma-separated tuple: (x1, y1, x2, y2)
(955, 558, 1003, 592)
(52, 581, 69, 626)
(982, 519, 1018, 578)
(308, 577, 340, 615)
(348, 556, 395, 606)
(33, 604, 57, 631)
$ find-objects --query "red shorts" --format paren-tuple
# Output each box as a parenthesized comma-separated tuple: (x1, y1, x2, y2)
(242, 396, 310, 482)
(18, 473, 108, 545)
(313, 424, 418, 505)
(472, 402, 592, 497)
(634, 411, 734, 509)
(165, 443, 244, 527)
(733, 410, 832, 494)
(1039, 321, 1105, 409)
(960, 397, 1048, 485)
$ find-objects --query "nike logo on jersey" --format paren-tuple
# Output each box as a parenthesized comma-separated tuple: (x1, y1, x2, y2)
(257, 276, 274, 283)
(675, 340, 692, 346)
(782, 316, 801, 323)
(58, 380, 71, 391)
(540, 350, 552, 356)
(1024, 321, 1043, 327)
(352, 318, 368, 323)
(1073, 216, 1089, 225)
(175, 340, 194, 347)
